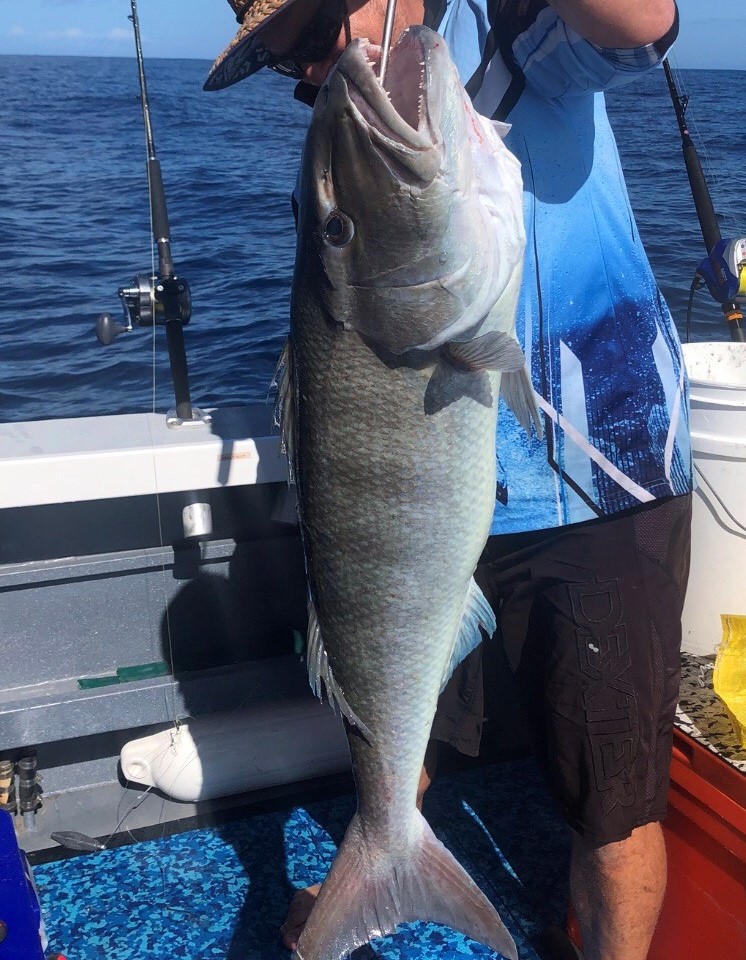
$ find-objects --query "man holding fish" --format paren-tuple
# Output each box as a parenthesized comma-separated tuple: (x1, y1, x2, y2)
(205, 3, 692, 960)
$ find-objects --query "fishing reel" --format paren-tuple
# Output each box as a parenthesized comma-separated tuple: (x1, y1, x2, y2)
(686, 238, 746, 340)
(697, 238, 746, 305)
(96, 272, 192, 346)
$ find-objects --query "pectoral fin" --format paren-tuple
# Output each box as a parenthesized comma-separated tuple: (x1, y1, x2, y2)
(424, 364, 493, 414)
(443, 332, 525, 373)
(425, 332, 529, 415)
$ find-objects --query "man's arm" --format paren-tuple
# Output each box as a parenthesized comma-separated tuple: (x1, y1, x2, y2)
(547, 0, 676, 48)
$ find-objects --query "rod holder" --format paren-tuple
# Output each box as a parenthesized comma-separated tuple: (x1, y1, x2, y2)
(17, 756, 42, 817)
(0, 760, 16, 815)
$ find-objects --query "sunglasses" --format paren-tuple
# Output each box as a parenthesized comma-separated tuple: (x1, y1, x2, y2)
(263, 0, 348, 80)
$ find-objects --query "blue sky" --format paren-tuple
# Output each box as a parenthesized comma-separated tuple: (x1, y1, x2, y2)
(0, 0, 744, 69)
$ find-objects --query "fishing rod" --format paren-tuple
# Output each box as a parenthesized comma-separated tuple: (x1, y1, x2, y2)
(96, 0, 206, 425)
(663, 58, 745, 342)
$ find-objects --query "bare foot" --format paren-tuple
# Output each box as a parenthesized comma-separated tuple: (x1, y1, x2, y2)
(280, 884, 322, 951)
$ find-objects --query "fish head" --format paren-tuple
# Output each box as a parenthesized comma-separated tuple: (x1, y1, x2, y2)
(295, 25, 525, 356)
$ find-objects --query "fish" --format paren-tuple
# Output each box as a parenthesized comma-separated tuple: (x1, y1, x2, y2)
(276, 24, 539, 960)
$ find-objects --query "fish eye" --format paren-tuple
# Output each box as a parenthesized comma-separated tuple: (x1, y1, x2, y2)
(323, 210, 354, 247)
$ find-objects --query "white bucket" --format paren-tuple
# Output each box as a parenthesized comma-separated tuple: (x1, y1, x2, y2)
(681, 341, 746, 655)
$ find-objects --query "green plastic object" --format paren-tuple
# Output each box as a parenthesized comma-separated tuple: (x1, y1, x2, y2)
(78, 662, 170, 689)
(116, 662, 170, 682)
(77, 675, 120, 689)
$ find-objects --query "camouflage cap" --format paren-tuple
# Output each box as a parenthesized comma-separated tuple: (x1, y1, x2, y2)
(204, 0, 303, 91)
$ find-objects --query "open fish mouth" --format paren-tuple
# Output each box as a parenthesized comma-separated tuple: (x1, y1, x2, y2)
(334, 27, 445, 181)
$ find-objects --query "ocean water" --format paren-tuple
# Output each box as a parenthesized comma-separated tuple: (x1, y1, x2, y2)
(1, 56, 743, 424)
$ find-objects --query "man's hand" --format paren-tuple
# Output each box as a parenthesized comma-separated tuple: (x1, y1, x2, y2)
(547, 0, 676, 48)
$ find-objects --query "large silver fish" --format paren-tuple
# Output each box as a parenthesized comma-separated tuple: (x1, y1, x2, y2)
(277, 24, 538, 960)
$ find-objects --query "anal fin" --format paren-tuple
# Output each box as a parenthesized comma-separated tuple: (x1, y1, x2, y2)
(306, 601, 372, 740)
(440, 577, 496, 693)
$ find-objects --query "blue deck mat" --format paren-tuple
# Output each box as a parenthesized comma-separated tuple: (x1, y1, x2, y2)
(34, 759, 570, 960)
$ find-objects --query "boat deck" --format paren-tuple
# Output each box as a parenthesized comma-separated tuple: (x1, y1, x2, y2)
(33, 758, 570, 960)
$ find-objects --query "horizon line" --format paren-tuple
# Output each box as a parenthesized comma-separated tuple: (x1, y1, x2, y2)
(0, 50, 742, 71)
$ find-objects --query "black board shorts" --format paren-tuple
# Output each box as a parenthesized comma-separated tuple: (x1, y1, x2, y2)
(431, 494, 692, 845)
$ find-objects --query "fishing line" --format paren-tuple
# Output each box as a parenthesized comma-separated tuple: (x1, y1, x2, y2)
(60, 2, 216, 928)
(53, 742, 207, 924)
(130, 0, 181, 732)
(143, 410, 182, 732)
(125, 7, 258, 914)
(110, 706, 268, 927)
(46, 786, 153, 859)
(100, 5, 184, 911)
(104, 781, 156, 847)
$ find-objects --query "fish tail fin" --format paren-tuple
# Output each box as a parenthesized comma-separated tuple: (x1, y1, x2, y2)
(293, 811, 518, 960)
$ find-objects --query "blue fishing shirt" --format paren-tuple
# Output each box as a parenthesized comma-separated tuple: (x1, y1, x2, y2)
(431, 0, 693, 533)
